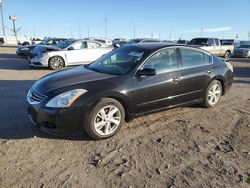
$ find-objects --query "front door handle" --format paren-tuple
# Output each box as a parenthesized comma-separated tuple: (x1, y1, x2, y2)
(207, 70, 212, 74)
(173, 77, 180, 83)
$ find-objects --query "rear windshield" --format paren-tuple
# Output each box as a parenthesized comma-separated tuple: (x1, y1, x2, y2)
(189, 38, 208, 45)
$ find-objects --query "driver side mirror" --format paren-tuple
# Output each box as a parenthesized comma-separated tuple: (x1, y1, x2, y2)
(68, 46, 74, 50)
(136, 68, 156, 78)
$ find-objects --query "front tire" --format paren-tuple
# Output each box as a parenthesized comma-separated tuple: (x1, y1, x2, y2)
(84, 98, 125, 140)
(49, 56, 65, 70)
(203, 80, 222, 108)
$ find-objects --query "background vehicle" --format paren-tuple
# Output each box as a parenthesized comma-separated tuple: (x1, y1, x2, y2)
(233, 41, 250, 58)
(85, 37, 113, 46)
(112, 38, 128, 48)
(30, 39, 113, 69)
(16, 38, 67, 57)
(27, 43, 233, 139)
(189, 38, 234, 61)
(31, 38, 43, 45)
(176, 39, 189, 45)
(128, 38, 161, 44)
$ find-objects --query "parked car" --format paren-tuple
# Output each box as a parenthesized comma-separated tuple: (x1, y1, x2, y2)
(176, 39, 189, 45)
(112, 38, 128, 48)
(31, 38, 43, 45)
(85, 37, 113, 46)
(188, 38, 234, 61)
(30, 39, 113, 69)
(233, 41, 250, 58)
(16, 38, 67, 57)
(27, 43, 233, 139)
(128, 38, 161, 44)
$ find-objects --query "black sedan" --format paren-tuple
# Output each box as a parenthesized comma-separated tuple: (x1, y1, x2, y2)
(27, 43, 233, 139)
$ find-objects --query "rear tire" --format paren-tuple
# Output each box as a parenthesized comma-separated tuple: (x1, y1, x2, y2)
(84, 98, 125, 140)
(224, 51, 231, 62)
(48, 56, 65, 70)
(203, 80, 222, 108)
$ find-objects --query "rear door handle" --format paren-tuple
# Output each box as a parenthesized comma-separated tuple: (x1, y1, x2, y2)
(207, 70, 212, 74)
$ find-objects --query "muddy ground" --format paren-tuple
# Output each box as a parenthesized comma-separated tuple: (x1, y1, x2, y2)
(0, 47, 250, 188)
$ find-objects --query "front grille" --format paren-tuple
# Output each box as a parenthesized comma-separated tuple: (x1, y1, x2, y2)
(27, 88, 47, 104)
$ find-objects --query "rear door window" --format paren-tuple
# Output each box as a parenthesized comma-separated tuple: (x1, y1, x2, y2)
(180, 48, 205, 68)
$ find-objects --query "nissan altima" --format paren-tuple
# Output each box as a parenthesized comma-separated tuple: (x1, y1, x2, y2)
(27, 43, 233, 139)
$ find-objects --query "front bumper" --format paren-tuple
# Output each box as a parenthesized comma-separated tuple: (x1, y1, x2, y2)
(16, 49, 30, 56)
(30, 54, 49, 67)
(27, 104, 88, 135)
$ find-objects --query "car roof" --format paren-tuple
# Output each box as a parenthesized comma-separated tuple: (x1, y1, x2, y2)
(128, 42, 184, 50)
(126, 42, 210, 54)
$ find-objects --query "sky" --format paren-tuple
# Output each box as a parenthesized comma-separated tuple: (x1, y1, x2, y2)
(1, 0, 250, 40)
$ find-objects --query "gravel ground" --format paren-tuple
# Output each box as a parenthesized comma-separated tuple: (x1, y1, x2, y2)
(0, 47, 250, 188)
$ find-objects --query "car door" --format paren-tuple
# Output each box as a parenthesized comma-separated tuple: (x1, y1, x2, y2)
(83, 41, 109, 63)
(65, 41, 88, 65)
(132, 48, 182, 113)
(177, 47, 211, 103)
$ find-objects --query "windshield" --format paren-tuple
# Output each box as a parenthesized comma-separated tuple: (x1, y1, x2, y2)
(38, 39, 52, 45)
(56, 40, 75, 49)
(189, 38, 208, 45)
(87, 46, 150, 75)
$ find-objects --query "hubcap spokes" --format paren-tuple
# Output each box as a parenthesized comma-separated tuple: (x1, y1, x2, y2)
(51, 58, 63, 69)
(208, 83, 221, 105)
(94, 106, 121, 136)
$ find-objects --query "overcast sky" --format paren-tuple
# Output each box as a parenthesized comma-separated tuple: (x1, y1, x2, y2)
(1, 0, 250, 40)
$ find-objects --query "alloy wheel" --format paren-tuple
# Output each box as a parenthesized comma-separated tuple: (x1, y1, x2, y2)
(94, 105, 121, 136)
(50, 57, 64, 69)
(207, 83, 222, 106)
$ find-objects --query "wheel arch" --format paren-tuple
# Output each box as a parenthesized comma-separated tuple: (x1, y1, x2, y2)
(210, 76, 225, 95)
(89, 92, 133, 122)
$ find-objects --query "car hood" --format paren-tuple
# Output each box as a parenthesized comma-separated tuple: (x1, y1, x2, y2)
(32, 45, 61, 54)
(19, 45, 36, 49)
(33, 66, 116, 95)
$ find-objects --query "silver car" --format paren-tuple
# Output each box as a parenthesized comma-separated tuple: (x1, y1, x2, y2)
(30, 39, 113, 70)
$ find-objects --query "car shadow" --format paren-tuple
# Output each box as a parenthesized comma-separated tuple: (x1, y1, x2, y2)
(0, 80, 92, 141)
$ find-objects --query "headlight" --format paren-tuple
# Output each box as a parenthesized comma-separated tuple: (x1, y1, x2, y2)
(46, 89, 87, 108)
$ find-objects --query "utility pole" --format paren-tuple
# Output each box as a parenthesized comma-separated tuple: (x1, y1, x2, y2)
(133, 23, 136, 39)
(104, 15, 108, 38)
(78, 22, 81, 39)
(87, 25, 90, 38)
(33, 26, 36, 38)
(0, 0, 6, 38)
(48, 26, 52, 37)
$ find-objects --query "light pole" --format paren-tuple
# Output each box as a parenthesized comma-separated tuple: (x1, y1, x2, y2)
(9, 15, 17, 36)
(0, 0, 6, 38)
(104, 15, 108, 38)
(133, 23, 136, 39)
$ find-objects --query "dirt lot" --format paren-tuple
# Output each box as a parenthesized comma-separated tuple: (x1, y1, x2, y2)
(0, 47, 250, 188)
